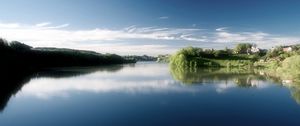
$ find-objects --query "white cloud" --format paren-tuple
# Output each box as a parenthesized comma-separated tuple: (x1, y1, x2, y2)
(35, 22, 51, 27)
(0, 21, 300, 55)
(0, 22, 20, 28)
(159, 16, 169, 19)
(44, 23, 69, 29)
(72, 43, 177, 55)
(179, 34, 207, 42)
(216, 27, 228, 31)
(214, 30, 300, 48)
(0, 22, 206, 55)
(17, 63, 199, 99)
(0, 22, 203, 44)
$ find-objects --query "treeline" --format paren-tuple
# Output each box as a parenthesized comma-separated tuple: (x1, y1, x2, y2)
(123, 55, 157, 61)
(0, 39, 135, 69)
(254, 44, 300, 69)
(265, 45, 300, 60)
(170, 43, 300, 75)
(170, 44, 263, 68)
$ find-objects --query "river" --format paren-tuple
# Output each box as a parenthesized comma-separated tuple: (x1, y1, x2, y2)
(1, 62, 300, 126)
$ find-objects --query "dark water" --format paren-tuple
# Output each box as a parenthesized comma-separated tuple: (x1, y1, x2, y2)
(1, 62, 300, 126)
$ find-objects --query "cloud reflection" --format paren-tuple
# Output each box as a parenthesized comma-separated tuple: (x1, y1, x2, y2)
(16, 63, 272, 99)
(17, 63, 199, 99)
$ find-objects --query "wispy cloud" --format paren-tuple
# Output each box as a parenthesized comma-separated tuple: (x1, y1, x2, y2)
(213, 29, 300, 47)
(0, 22, 20, 28)
(35, 22, 51, 27)
(44, 24, 69, 29)
(158, 16, 169, 19)
(0, 22, 204, 45)
(0, 22, 203, 55)
(0, 21, 299, 55)
(216, 27, 228, 32)
(17, 64, 198, 99)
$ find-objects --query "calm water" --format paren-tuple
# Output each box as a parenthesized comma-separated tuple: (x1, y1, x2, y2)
(1, 62, 300, 126)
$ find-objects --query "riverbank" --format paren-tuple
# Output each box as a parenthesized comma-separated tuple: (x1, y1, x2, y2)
(169, 44, 300, 85)
(0, 39, 136, 69)
(170, 44, 300, 69)
(169, 46, 259, 68)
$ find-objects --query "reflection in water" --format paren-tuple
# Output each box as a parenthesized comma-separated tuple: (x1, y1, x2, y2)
(169, 66, 300, 104)
(170, 66, 266, 86)
(0, 69, 32, 111)
(0, 65, 125, 111)
(2, 62, 300, 126)
(2, 62, 300, 113)
(283, 84, 300, 105)
(259, 69, 300, 105)
(18, 63, 197, 99)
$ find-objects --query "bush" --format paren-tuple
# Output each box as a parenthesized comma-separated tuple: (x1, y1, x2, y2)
(234, 43, 252, 54)
(170, 46, 255, 68)
(280, 55, 300, 71)
(273, 55, 300, 81)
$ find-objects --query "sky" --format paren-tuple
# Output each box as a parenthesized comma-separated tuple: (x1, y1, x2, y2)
(1, 0, 300, 55)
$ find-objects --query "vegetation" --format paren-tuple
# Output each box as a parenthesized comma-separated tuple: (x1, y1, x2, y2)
(157, 54, 171, 62)
(170, 45, 259, 68)
(170, 43, 300, 104)
(169, 65, 300, 105)
(263, 44, 300, 61)
(258, 55, 300, 82)
(255, 45, 300, 75)
(0, 38, 135, 69)
(170, 65, 257, 85)
(170, 43, 300, 70)
(123, 55, 157, 61)
(234, 43, 252, 54)
(169, 43, 300, 89)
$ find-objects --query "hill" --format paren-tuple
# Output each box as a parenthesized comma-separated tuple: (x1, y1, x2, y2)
(0, 39, 135, 69)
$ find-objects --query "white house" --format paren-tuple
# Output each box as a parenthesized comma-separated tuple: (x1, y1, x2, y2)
(282, 46, 293, 52)
(247, 45, 260, 55)
(251, 46, 260, 53)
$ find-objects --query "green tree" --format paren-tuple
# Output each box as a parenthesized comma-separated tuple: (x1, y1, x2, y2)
(234, 43, 252, 54)
(9, 41, 32, 51)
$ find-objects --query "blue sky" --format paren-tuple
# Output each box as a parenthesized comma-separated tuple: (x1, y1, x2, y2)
(0, 0, 300, 55)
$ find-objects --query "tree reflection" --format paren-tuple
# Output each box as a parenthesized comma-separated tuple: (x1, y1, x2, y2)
(170, 65, 263, 87)
(170, 65, 300, 105)
(0, 65, 124, 112)
(0, 69, 32, 112)
(291, 89, 300, 104)
(261, 70, 300, 105)
(285, 83, 300, 105)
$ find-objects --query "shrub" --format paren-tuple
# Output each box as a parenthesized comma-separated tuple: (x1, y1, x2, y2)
(234, 43, 252, 54)
(280, 55, 300, 71)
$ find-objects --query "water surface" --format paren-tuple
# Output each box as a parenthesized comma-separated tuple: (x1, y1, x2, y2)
(1, 62, 300, 126)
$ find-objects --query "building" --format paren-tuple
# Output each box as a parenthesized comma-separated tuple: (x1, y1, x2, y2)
(282, 46, 293, 52)
(246, 45, 261, 55)
(250, 46, 260, 53)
